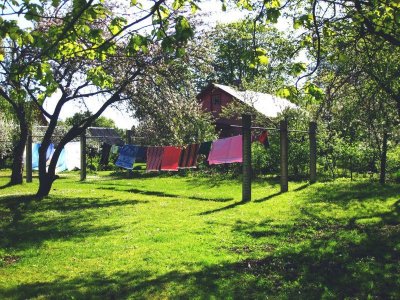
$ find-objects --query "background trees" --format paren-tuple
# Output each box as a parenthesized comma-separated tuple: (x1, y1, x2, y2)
(0, 0, 398, 190)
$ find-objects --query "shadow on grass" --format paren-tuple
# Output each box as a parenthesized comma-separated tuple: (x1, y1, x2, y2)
(1, 181, 399, 299)
(199, 201, 247, 215)
(2, 199, 399, 299)
(0, 182, 13, 190)
(293, 183, 310, 191)
(185, 176, 241, 188)
(98, 187, 234, 202)
(309, 181, 400, 205)
(0, 194, 143, 251)
(254, 191, 282, 203)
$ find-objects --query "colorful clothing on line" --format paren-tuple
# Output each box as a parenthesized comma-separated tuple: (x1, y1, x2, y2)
(115, 145, 139, 170)
(257, 130, 270, 148)
(208, 135, 243, 165)
(146, 146, 164, 172)
(56, 148, 67, 173)
(179, 144, 199, 169)
(161, 146, 182, 171)
(64, 142, 81, 170)
(32, 143, 54, 170)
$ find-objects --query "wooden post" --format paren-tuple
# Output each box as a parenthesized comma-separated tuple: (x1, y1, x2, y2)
(242, 114, 252, 202)
(126, 130, 132, 144)
(280, 120, 288, 192)
(80, 130, 86, 181)
(26, 131, 32, 183)
(309, 121, 317, 184)
(380, 131, 388, 185)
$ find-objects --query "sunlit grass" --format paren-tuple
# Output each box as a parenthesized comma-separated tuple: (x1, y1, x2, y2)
(0, 170, 399, 299)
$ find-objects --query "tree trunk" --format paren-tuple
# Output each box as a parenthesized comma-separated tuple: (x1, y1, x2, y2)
(36, 143, 59, 198)
(36, 126, 81, 197)
(379, 131, 388, 185)
(36, 172, 55, 198)
(9, 118, 28, 185)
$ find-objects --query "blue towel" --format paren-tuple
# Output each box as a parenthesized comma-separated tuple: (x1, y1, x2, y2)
(32, 143, 40, 170)
(115, 145, 139, 169)
(32, 143, 54, 170)
(56, 148, 68, 172)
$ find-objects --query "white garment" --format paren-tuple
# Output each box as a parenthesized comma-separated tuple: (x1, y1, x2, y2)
(64, 142, 81, 170)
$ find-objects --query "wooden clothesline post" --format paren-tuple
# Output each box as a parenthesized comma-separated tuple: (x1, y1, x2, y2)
(126, 130, 132, 144)
(309, 121, 317, 184)
(242, 114, 252, 202)
(26, 131, 32, 183)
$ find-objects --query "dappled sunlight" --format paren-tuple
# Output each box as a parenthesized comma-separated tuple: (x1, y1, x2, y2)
(0, 172, 399, 298)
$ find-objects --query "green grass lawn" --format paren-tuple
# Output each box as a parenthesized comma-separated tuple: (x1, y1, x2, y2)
(0, 170, 399, 299)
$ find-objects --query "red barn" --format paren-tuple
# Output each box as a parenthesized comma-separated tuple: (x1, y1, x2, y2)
(197, 83, 298, 137)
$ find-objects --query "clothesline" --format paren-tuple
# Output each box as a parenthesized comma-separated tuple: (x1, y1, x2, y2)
(230, 125, 279, 131)
(229, 125, 309, 133)
(115, 132, 271, 172)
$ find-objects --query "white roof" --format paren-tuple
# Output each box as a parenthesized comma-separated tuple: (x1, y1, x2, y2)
(213, 83, 298, 118)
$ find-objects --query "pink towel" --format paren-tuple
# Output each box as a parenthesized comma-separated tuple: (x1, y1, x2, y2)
(208, 135, 242, 165)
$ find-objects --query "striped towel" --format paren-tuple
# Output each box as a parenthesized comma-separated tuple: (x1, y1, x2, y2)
(146, 146, 164, 172)
(179, 144, 199, 168)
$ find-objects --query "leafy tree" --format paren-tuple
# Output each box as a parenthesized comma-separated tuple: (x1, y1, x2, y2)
(126, 44, 217, 145)
(311, 27, 400, 182)
(206, 20, 300, 94)
(65, 112, 117, 129)
(0, 0, 198, 196)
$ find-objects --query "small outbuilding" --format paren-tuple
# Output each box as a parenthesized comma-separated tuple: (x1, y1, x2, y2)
(197, 83, 298, 137)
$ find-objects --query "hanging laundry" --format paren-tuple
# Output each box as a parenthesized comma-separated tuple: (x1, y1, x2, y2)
(99, 143, 112, 167)
(32, 143, 40, 170)
(56, 148, 68, 173)
(161, 146, 182, 171)
(257, 130, 270, 148)
(198, 141, 212, 159)
(146, 146, 164, 172)
(32, 143, 54, 170)
(64, 142, 81, 171)
(115, 145, 139, 170)
(179, 144, 199, 169)
(208, 135, 243, 165)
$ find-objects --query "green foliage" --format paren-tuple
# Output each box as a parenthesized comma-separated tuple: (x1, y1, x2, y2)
(251, 142, 269, 175)
(207, 20, 298, 92)
(387, 145, 400, 180)
(65, 112, 117, 129)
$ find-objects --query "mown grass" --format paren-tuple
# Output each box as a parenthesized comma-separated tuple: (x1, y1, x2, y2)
(0, 170, 399, 299)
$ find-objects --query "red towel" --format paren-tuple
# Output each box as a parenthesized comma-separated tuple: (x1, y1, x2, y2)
(146, 146, 164, 172)
(179, 144, 199, 168)
(161, 146, 182, 171)
(258, 130, 270, 148)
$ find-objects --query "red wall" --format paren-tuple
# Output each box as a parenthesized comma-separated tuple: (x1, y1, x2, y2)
(198, 87, 242, 137)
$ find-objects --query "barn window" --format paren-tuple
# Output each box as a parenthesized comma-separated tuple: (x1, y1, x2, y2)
(212, 95, 221, 105)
